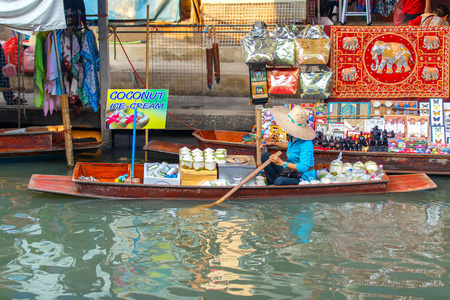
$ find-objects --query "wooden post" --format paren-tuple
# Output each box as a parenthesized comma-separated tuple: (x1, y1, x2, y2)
(98, 0, 111, 148)
(17, 33, 21, 128)
(53, 31, 74, 168)
(256, 106, 263, 165)
(145, 5, 150, 161)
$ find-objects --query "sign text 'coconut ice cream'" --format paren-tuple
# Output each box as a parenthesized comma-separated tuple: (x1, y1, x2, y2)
(105, 89, 169, 129)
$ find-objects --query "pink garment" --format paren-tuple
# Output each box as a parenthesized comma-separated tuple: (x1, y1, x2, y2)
(43, 32, 60, 116)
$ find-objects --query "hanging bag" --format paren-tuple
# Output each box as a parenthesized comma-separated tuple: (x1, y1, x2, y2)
(299, 65, 333, 99)
(2, 36, 19, 70)
(241, 21, 276, 65)
(296, 25, 331, 65)
(267, 67, 300, 95)
(2, 55, 17, 78)
(272, 25, 298, 66)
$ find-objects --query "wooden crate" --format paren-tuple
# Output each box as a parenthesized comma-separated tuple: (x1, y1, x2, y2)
(180, 166, 217, 186)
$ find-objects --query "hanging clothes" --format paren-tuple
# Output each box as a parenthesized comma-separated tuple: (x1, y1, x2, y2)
(32, 0, 100, 115)
(74, 31, 85, 105)
(69, 31, 83, 113)
(33, 32, 49, 108)
(43, 32, 62, 116)
(80, 29, 100, 112)
(64, 0, 88, 31)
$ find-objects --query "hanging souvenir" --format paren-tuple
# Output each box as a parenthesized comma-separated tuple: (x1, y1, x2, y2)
(241, 21, 276, 65)
(267, 67, 299, 95)
(212, 25, 220, 84)
(249, 64, 269, 105)
(272, 25, 297, 66)
(205, 26, 214, 90)
(296, 25, 330, 65)
(299, 65, 333, 99)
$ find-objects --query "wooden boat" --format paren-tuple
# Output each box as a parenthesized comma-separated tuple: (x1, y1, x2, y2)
(0, 125, 108, 157)
(143, 129, 450, 175)
(27, 162, 437, 201)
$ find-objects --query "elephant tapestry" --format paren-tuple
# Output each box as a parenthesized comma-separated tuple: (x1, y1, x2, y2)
(330, 26, 450, 98)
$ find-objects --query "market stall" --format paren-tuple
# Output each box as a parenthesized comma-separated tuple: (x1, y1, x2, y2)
(0, 0, 111, 167)
(142, 22, 450, 179)
(239, 21, 450, 179)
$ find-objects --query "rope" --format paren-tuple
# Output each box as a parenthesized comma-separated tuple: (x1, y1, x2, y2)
(114, 32, 205, 139)
(97, 26, 113, 41)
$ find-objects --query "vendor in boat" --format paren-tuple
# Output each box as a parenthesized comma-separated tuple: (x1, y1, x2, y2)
(262, 105, 316, 185)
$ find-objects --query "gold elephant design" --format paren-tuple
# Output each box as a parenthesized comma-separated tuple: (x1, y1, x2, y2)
(371, 41, 413, 74)
(422, 67, 439, 81)
(342, 36, 359, 51)
(341, 67, 358, 81)
(423, 36, 440, 50)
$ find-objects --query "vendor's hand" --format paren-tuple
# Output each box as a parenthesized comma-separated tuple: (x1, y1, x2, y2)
(263, 140, 274, 146)
(269, 154, 284, 166)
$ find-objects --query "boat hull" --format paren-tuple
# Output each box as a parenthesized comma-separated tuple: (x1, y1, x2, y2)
(27, 162, 437, 201)
(0, 126, 107, 157)
(28, 173, 436, 201)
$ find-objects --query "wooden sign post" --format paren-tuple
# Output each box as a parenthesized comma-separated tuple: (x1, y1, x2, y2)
(53, 30, 74, 168)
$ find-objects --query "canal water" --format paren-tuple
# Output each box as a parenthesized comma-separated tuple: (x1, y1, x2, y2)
(1, 147, 450, 299)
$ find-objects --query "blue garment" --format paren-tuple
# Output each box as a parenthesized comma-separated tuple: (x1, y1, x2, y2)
(80, 29, 100, 111)
(262, 136, 316, 185)
(286, 137, 314, 173)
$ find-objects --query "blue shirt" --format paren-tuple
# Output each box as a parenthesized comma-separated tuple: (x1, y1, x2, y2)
(286, 137, 314, 174)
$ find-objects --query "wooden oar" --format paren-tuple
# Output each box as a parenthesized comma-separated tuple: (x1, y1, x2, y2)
(213, 151, 282, 205)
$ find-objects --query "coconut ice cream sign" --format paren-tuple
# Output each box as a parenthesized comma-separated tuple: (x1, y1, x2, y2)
(106, 89, 168, 129)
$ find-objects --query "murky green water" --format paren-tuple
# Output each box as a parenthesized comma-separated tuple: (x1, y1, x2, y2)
(1, 148, 450, 299)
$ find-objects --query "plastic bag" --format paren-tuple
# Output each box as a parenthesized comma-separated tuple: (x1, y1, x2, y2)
(364, 161, 378, 173)
(342, 162, 353, 173)
(22, 46, 35, 74)
(353, 161, 366, 170)
(2, 36, 19, 70)
(2, 61, 16, 77)
(241, 21, 276, 65)
(316, 169, 329, 180)
(268, 68, 300, 94)
(330, 159, 343, 175)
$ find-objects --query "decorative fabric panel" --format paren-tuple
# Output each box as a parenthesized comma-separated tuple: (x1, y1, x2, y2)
(330, 26, 450, 98)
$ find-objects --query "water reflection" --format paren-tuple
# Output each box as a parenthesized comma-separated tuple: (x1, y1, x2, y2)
(0, 157, 449, 298)
(176, 205, 257, 295)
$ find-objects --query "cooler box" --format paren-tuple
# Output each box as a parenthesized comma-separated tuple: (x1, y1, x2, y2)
(144, 163, 180, 185)
(218, 155, 257, 186)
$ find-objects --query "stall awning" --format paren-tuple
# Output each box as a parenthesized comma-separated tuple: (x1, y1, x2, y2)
(0, 0, 66, 34)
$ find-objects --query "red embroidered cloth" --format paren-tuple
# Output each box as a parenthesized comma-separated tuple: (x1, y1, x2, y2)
(330, 26, 450, 99)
